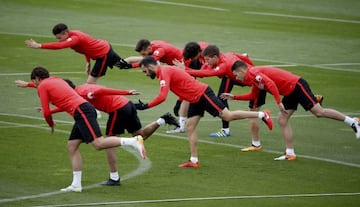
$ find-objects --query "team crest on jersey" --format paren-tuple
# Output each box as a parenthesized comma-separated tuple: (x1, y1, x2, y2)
(154, 50, 160, 56)
(66, 38, 72, 42)
(255, 75, 264, 89)
(160, 80, 166, 87)
(215, 66, 220, 71)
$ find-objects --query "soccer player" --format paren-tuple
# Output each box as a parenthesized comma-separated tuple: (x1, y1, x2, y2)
(183, 44, 266, 150)
(183, 44, 256, 139)
(125, 39, 187, 133)
(16, 79, 179, 186)
(25, 23, 132, 84)
(221, 60, 360, 160)
(25, 66, 146, 192)
(134, 56, 273, 168)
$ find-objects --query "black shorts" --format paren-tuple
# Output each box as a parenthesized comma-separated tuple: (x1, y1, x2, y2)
(217, 77, 264, 108)
(69, 102, 102, 143)
(248, 90, 267, 108)
(282, 78, 317, 111)
(90, 45, 122, 77)
(106, 101, 142, 136)
(188, 87, 226, 118)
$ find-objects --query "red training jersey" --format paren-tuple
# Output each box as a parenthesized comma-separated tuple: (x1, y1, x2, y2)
(150, 40, 183, 65)
(147, 65, 208, 108)
(234, 66, 301, 104)
(40, 30, 110, 62)
(74, 84, 131, 113)
(186, 52, 254, 85)
(37, 77, 87, 127)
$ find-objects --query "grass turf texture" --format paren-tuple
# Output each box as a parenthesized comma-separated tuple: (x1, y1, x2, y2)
(0, 0, 359, 206)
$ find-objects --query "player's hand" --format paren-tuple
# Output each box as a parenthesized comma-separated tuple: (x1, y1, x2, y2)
(85, 62, 91, 75)
(129, 90, 141, 95)
(15, 80, 29, 88)
(116, 59, 132, 69)
(172, 59, 185, 69)
(134, 100, 149, 110)
(220, 93, 234, 100)
(278, 103, 287, 114)
(25, 39, 41, 48)
(50, 121, 56, 135)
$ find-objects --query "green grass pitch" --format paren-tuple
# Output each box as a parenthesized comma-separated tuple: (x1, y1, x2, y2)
(0, 0, 359, 206)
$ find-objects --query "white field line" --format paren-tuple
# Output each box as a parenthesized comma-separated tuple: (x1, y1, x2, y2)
(245, 11, 360, 24)
(138, 0, 228, 11)
(0, 71, 83, 76)
(0, 120, 152, 204)
(0, 113, 359, 204)
(1, 31, 359, 72)
(32, 192, 360, 207)
(1, 112, 360, 168)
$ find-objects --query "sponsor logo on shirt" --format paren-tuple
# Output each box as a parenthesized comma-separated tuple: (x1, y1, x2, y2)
(160, 80, 166, 87)
(255, 75, 264, 89)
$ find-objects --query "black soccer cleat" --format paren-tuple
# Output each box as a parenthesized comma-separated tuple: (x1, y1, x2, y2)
(161, 112, 180, 128)
(101, 178, 121, 186)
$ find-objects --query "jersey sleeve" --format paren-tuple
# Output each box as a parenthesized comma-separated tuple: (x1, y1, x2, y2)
(257, 73, 281, 104)
(233, 86, 259, 101)
(185, 66, 225, 77)
(147, 77, 170, 108)
(38, 87, 55, 127)
(152, 48, 165, 61)
(40, 36, 80, 50)
(92, 87, 132, 97)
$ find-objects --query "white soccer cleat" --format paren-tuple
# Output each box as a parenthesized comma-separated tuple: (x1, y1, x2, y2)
(351, 118, 360, 139)
(166, 127, 185, 133)
(60, 185, 82, 192)
(134, 135, 146, 159)
(274, 154, 297, 161)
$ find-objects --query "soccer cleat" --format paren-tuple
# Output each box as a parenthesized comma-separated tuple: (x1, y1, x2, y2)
(166, 127, 185, 133)
(315, 94, 324, 106)
(241, 145, 263, 152)
(101, 178, 120, 186)
(262, 110, 273, 130)
(274, 154, 297, 161)
(209, 129, 231, 137)
(178, 161, 200, 168)
(134, 135, 146, 159)
(351, 118, 360, 139)
(161, 112, 180, 128)
(60, 185, 82, 192)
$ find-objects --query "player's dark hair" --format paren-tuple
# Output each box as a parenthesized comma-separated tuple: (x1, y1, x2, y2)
(63, 79, 76, 89)
(183, 42, 201, 60)
(202, 45, 220, 57)
(139, 56, 157, 67)
(52, 23, 68, 35)
(30, 66, 50, 80)
(135, 39, 151, 52)
(231, 60, 248, 71)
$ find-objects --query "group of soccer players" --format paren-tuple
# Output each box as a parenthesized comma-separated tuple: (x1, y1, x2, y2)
(18, 23, 360, 192)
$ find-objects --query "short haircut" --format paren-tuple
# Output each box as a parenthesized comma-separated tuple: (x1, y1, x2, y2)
(52, 23, 68, 35)
(202, 45, 220, 57)
(30, 66, 50, 80)
(139, 56, 157, 67)
(63, 79, 76, 89)
(231, 60, 248, 71)
(135, 39, 151, 52)
(183, 42, 201, 60)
